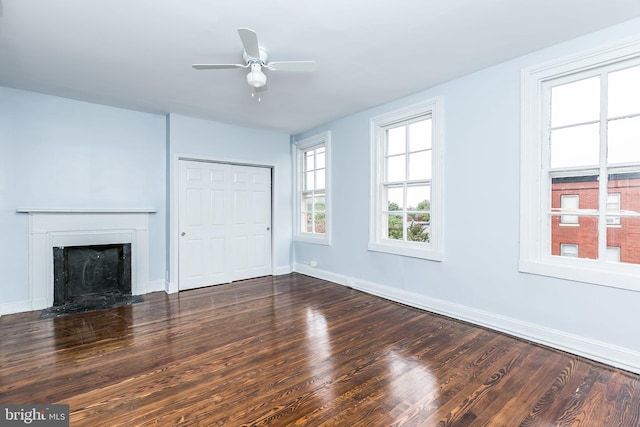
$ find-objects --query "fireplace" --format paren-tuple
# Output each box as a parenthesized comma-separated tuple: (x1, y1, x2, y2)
(53, 243, 132, 306)
(16, 209, 154, 313)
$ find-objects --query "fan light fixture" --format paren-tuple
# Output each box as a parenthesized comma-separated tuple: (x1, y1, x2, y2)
(246, 64, 266, 88)
(192, 28, 316, 93)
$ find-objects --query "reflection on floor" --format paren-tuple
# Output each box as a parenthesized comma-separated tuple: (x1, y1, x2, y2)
(40, 291, 143, 319)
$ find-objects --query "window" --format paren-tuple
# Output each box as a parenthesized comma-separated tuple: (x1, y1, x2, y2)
(607, 246, 621, 263)
(293, 131, 331, 245)
(369, 98, 443, 260)
(521, 37, 640, 291)
(606, 193, 621, 226)
(560, 244, 579, 257)
(560, 195, 579, 225)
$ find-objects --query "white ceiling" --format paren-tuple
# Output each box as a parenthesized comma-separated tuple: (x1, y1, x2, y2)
(2, 1, 640, 135)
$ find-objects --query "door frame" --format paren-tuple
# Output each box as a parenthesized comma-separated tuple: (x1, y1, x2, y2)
(168, 153, 276, 293)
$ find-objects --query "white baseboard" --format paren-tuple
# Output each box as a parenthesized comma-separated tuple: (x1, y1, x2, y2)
(165, 280, 178, 294)
(146, 280, 166, 293)
(274, 265, 293, 276)
(0, 300, 33, 316)
(293, 263, 640, 374)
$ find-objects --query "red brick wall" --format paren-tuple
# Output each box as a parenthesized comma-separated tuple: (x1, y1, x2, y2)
(551, 178, 640, 264)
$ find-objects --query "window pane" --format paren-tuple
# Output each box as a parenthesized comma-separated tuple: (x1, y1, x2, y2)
(316, 149, 325, 169)
(608, 117, 640, 164)
(407, 185, 430, 211)
(305, 171, 315, 190)
(302, 194, 313, 212)
(314, 212, 326, 234)
(386, 186, 404, 211)
(551, 175, 599, 213)
(302, 213, 312, 233)
(409, 119, 432, 151)
(551, 215, 598, 259)
(386, 214, 403, 240)
(550, 123, 600, 168)
(387, 127, 406, 155)
(305, 151, 314, 171)
(408, 151, 431, 181)
(551, 76, 600, 127)
(407, 221, 430, 243)
(386, 155, 406, 182)
(608, 65, 640, 118)
(608, 218, 640, 264)
(316, 169, 326, 190)
(314, 195, 325, 212)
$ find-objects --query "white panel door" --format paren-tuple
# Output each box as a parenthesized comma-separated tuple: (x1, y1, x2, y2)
(179, 160, 232, 290)
(178, 160, 272, 290)
(230, 165, 272, 281)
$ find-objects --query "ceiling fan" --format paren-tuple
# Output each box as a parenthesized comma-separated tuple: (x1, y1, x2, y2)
(192, 28, 317, 92)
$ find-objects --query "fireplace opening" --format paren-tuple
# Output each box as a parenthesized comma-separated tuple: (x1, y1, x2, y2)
(41, 243, 142, 318)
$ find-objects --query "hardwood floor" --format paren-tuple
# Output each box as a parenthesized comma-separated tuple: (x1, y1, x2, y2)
(1, 273, 639, 426)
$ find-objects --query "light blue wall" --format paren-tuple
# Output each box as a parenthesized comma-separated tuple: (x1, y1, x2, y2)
(0, 87, 167, 305)
(167, 114, 293, 274)
(294, 18, 640, 355)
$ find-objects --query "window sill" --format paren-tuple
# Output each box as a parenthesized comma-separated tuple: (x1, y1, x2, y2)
(519, 258, 640, 292)
(368, 242, 442, 261)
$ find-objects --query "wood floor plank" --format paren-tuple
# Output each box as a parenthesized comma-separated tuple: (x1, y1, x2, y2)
(2, 273, 639, 426)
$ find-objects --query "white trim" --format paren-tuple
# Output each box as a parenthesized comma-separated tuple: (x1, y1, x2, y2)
(274, 265, 293, 275)
(293, 263, 640, 374)
(368, 97, 444, 261)
(17, 208, 156, 213)
(23, 211, 151, 311)
(520, 36, 640, 291)
(292, 131, 332, 245)
(170, 153, 279, 292)
(0, 300, 33, 316)
(146, 280, 166, 293)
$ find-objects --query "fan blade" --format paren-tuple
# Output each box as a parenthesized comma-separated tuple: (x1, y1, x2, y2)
(237, 28, 260, 59)
(192, 64, 246, 70)
(267, 61, 317, 72)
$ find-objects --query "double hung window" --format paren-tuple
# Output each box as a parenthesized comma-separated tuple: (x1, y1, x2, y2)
(521, 39, 640, 290)
(294, 131, 331, 245)
(369, 98, 443, 260)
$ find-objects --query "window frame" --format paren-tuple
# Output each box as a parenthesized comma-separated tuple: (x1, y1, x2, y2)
(369, 97, 444, 261)
(293, 131, 331, 245)
(520, 36, 640, 291)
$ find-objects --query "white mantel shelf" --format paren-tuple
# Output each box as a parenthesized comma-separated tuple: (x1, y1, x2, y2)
(17, 208, 156, 213)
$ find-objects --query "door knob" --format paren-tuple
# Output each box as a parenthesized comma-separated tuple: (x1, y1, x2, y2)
(181, 232, 186, 236)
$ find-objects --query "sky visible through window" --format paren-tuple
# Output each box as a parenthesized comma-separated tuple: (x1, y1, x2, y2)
(550, 65, 640, 168)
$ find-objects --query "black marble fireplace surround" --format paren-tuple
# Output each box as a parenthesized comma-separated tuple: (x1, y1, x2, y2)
(41, 243, 142, 318)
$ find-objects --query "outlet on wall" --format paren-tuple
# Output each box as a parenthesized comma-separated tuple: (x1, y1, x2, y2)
(310, 260, 318, 267)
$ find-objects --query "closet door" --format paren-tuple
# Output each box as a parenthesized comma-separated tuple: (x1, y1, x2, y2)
(229, 165, 272, 281)
(178, 160, 272, 291)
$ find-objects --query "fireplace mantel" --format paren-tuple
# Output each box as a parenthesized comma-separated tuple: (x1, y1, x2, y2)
(17, 208, 156, 213)
(20, 209, 153, 310)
